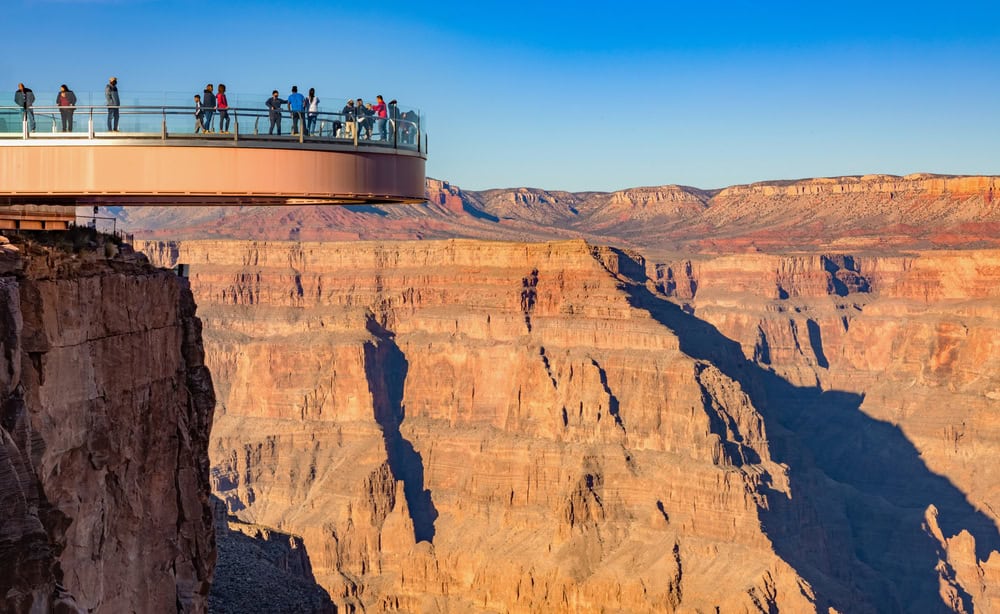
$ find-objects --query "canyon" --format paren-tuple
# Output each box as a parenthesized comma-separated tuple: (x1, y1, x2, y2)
(7, 173, 992, 611)
(140, 224, 999, 611)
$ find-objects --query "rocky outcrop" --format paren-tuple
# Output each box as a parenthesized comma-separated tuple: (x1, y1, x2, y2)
(139, 238, 1000, 612)
(210, 496, 333, 613)
(0, 236, 216, 612)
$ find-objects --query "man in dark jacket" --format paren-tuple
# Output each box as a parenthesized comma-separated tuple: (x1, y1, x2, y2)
(202, 84, 216, 133)
(387, 99, 400, 144)
(265, 90, 287, 135)
(400, 109, 418, 144)
(341, 99, 356, 139)
(356, 98, 372, 140)
(105, 77, 120, 131)
(14, 83, 35, 132)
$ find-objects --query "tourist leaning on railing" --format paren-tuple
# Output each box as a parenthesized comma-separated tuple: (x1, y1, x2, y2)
(266, 90, 286, 135)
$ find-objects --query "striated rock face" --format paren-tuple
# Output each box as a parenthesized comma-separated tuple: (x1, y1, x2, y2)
(140, 238, 1000, 612)
(653, 248, 1000, 611)
(114, 174, 1000, 252)
(0, 238, 216, 612)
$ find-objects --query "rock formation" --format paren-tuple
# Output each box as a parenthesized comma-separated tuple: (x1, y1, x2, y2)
(0, 234, 216, 612)
(112, 174, 1000, 252)
(139, 237, 1000, 612)
(209, 495, 333, 613)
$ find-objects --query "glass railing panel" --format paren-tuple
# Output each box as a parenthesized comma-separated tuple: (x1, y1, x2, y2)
(0, 107, 23, 134)
(164, 107, 196, 136)
(0, 93, 426, 151)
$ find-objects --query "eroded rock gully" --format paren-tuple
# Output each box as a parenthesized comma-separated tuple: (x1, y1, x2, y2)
(141, 238, 1000, 613)
(0, 238, 215, 612)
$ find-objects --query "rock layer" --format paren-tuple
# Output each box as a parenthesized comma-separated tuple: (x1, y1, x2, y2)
(141, 238, 1000, 612)
(117, 174, 1000, 252)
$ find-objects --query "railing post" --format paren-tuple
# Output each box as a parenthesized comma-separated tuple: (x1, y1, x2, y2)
(88, 108, 94, 138)
(21, 112, 27, 139)
(353, 123, 359, 148)
(417, 128, 421, 153)
(161, 108, 167, 139)
(234, 112, 239, 142)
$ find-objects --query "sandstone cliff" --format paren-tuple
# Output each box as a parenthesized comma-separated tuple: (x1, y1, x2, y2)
(140, 238, 1000, 612)
(0, 234, 216, 612)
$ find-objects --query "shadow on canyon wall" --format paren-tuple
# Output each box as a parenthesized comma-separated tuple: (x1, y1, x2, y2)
(620, 258, 999, 613)
(364, 319, 438, 543)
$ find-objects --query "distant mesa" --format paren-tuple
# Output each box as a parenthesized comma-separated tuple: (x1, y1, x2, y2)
(109, 173, 1000, 252)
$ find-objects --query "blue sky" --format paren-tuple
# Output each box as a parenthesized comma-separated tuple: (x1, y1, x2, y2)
(4, 0, 998, 191)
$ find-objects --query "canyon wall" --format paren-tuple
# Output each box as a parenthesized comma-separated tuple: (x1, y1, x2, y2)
(651, 249, 1000, 611)
(141, 238, 1000, 612)
(0, 237, 216, 612)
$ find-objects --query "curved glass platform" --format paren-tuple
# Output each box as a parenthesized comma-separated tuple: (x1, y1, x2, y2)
(0, 99, 428, 228)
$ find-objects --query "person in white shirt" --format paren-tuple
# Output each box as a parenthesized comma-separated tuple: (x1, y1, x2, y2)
(306, 88, 320, 136)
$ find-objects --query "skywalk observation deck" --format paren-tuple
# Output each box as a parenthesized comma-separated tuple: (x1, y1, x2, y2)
(0, 100, 427, 230)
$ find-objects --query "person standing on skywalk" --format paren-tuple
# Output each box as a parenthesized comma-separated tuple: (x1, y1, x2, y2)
(105, 77, 120, 131)
(14, 83, 35, 132)
(266, 90, 287, 135)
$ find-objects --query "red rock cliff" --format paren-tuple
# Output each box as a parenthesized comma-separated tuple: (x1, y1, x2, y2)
(0, 237, 216, 612)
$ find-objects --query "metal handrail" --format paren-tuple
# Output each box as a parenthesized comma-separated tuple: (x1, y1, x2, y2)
(0, 104, 424, 153)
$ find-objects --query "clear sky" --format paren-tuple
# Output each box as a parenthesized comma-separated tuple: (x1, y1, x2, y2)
(4, 0, 999, 192)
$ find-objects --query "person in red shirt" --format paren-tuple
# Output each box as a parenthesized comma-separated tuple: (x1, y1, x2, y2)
(56, 84, 77, 132)
(217, 84, 230, 133)
(372, 95, 388, 141)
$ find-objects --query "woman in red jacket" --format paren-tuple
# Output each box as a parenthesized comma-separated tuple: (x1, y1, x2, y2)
(217, 84, 230, 134)
(372, 95, 388, 141)
(56, 84, 77, 132)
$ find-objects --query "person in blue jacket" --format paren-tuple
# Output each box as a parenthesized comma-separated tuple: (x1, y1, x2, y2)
(287, 85, 306, 136)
